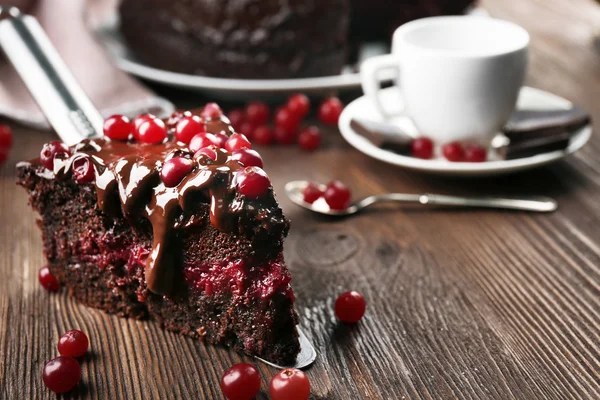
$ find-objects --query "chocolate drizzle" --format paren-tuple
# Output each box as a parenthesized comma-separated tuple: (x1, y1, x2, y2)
(26, 115, 286, 296)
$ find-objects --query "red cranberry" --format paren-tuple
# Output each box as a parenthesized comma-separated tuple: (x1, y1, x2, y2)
(194, 146, 218, 161)
(287, 93, 310, 118)
(275, 107, 300, 135)
(253, 125, 275, 146)
(58, 330, 89, 358)
(274, 126, 297, 145)
(411, 137, 434, 159)
(132, 114, 156, 139)
(298, 126, 322, 151)
(318, 97, 343, 125)
(40, 141, 71, 170)
(72, 156, 95, 184)
(175, 115, 204, 144)
(42, 356, 81, 393)
(245, 101, 270, 125)
(225, 133, 252, 152)
(189, 133, 218, 153)
(161, 157, 194, 187)
(335, 291, 366, 323)
(324, 180, 352, 210)
(136, 117, 167, 144)
(103, 114, 132, 141)
(227, 108, 246, 130)
(238, 121, 257, 140)
(464, 144, 488, 162)
(236, 167, 270, 199)
(442, 142, 465, 162)
(0, 124, 14, 149)
(213, 131, 230, 148)
(232, 148, 264, 168)
(200, 102, 223, 120)
(302, 182, 324, 204)
(220, 363, 261, 400)
(39, 266, 60, 292)
(270, 368, 310, 400)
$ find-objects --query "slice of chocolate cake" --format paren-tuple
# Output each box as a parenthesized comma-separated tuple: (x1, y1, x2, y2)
(17, 107, 300, 364)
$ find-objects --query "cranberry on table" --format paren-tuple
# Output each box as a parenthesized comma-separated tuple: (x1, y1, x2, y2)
(220, 363, 261, 400)
(232, 148, 264, 168)
(227, 108, 246, 130)
(253, 126, 275, 146)
(194, 146, 218, 162)
(270, 368, 310, 400)
(464, 144, 488, 162)
(236, 166, 271, 199)
(411, 137, 434, 159)
(136, 117, 167, 144)
(245, 101, 270, 125)
(318, 97, 343, 125)
(303, 182, 324, 204)
(39, 266, 60, 292)
(335, 291, 366, 323)
(275, 107, 300, 135)
(175, 115, 205, 144)
(40, 141, 71, 170)
(72, 156, 95, 184)
(189, 133, 218, 153)
(103, 114, 132, 141)
(58, 330, 89, 358)
(225, 133, 252, 152)
(274, 126, 297, 145)
(212, 131, 230, 148)
(298, 126, 322, 152)
(287, 93, 310, 118)
(324, 180, 352, 210)
(200, 102, 223, 120)
(442, 141, 466, 162)
(238, 121, 257, 140)
(0, 124, 14, 149)
(161, 157, 194, 187)
(42, 356, 81, 394)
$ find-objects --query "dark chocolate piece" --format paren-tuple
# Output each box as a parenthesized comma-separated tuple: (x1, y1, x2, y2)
(504, 132, 571, 159)
(350, 118, 413, 154)
(504, 108, 590, 142)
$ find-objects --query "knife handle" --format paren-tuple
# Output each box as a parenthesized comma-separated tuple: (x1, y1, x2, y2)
(0, 6, 103, 145)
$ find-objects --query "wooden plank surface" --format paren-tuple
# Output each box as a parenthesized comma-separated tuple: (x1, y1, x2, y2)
(1, 0, 600, 398)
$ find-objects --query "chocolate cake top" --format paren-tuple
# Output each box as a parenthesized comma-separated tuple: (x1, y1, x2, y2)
(18, 109, 289, 296)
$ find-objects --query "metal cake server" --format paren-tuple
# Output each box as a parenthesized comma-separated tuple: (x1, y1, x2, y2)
(0, 6, 316, 369)
(286, 180, 558, 216)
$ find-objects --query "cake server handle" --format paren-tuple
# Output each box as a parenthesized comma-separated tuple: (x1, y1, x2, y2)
(0, 6, 103, 145)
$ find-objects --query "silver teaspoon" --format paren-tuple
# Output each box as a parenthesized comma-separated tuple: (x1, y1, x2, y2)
(285, 181, 558, 216)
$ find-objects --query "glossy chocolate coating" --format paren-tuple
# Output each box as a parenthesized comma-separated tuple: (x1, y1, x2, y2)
(23, 113, 288, 296)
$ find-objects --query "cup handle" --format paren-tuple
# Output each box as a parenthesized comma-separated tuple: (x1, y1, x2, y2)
(360, 54, 404, 119)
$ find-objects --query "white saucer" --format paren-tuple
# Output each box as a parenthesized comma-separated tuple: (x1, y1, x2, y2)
(338, 86, 592, 177)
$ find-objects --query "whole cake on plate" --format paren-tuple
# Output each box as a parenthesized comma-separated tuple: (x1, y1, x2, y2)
(17, 105, 300, 364)
(118, 0, 475, 79)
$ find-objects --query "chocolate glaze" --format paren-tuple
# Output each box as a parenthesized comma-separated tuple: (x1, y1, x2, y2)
(23, 114, 287, 296)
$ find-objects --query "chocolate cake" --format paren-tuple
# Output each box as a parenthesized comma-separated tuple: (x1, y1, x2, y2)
(119, 0, 349, 79)
(17, 108, 300, 364)
(118, 0, 474, 79)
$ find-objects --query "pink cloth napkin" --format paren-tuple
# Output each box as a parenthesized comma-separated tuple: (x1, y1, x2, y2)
(0, 0, 174, 130)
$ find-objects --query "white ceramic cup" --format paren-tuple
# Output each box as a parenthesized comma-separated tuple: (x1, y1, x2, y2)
(361, 16, 529, 145)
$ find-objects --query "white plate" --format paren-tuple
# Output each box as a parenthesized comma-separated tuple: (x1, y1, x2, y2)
(338, 86, 592, 177)
(93, 8, 487, 99)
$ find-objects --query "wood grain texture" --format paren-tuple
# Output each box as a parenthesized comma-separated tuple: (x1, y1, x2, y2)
(1, 0, 600, 398)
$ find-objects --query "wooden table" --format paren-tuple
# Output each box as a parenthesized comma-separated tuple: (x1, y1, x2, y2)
(2, 0, 600, 398)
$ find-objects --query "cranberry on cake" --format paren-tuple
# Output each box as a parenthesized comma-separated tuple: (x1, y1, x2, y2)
(17, 106, 300, 364)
